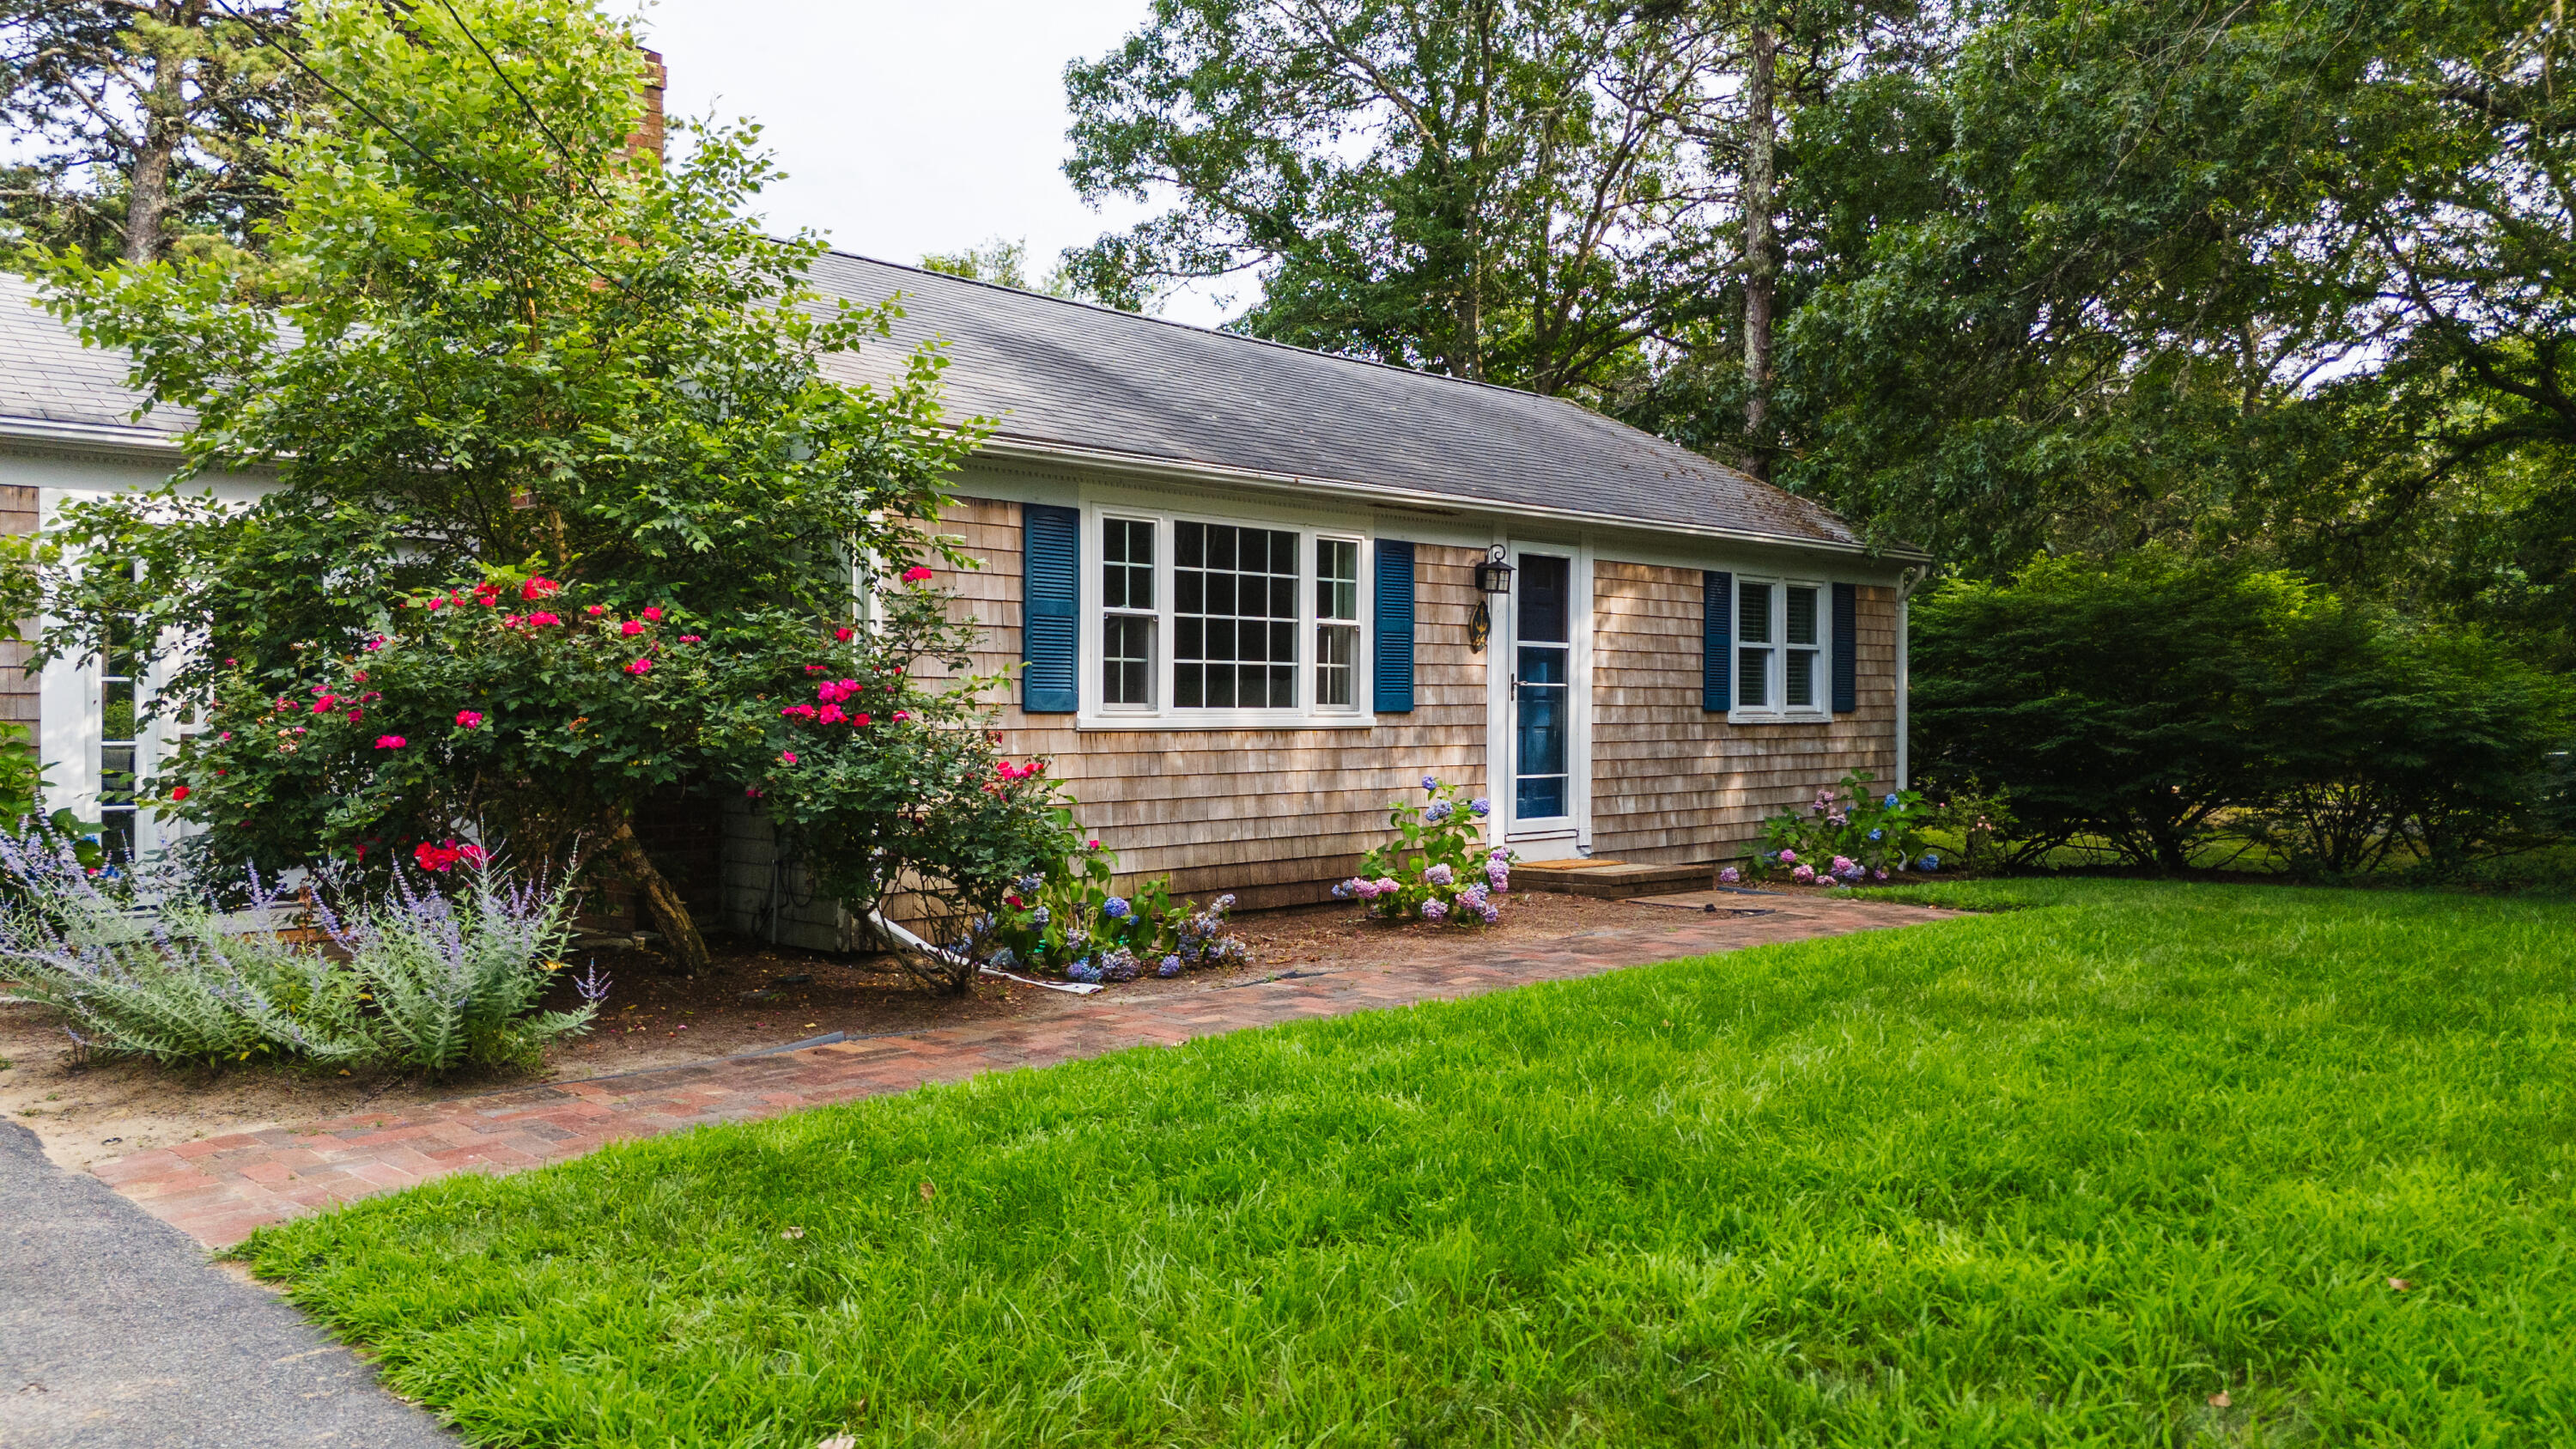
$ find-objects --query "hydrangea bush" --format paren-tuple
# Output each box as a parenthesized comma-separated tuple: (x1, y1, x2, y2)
(1728, 772, 1937, 886)
(1336, 776, 1512, 923)
(967, 831, 1250, 983)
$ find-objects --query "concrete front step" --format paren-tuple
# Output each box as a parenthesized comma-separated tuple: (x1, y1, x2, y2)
(1510, 858, 1715, 898)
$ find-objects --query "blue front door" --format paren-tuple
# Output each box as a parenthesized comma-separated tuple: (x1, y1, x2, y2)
(1513, 553, 1572, 823)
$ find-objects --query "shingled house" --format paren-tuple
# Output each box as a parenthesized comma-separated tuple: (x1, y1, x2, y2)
(0, 259, 1925, 938)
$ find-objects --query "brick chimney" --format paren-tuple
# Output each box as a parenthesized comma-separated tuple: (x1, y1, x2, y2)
(628, 48, 666, 165)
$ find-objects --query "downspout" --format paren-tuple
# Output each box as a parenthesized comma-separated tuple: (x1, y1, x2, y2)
(864, 906, 1101, 996)
(1895, 566, 1929, 789)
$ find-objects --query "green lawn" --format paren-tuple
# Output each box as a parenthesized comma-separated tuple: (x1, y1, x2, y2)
(240, 880, 2576, 1446)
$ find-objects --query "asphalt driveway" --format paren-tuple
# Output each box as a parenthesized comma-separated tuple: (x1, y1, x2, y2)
(0, 1120, 452, 1448)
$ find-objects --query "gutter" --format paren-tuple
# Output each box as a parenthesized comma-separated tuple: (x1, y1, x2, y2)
(0, 415, 186, 462)
(974, 434, 1935, 564)
(0, 414, 1936, 567)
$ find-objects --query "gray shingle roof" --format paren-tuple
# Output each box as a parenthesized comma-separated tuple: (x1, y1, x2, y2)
(811, 253, 1878, 553)
(0, 273, 194, 438)
(3, 259, 1896, 556)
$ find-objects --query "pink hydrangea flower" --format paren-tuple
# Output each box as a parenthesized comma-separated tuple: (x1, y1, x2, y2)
(1778, 849, 1798, 864)
(1791, 863, 1816, 884)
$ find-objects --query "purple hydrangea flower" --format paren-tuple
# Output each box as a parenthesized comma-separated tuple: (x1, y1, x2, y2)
(1478, 904, 1499, 924)
(1777, 849, 1798, 865)
(1157, 955, 1183, 978)
(1375, 877, 1398, 894)
(1422, 775, 1437, 791)
(1468, 797, 1490, 818)
(1420, 898, 1447, 922)
(1791, 863, 1816, 884)
(1425, 863, 1455, 886)
(1717, 866, 1741, 885)
(1103, 896, 1131, 919)
(1425, 800, 1454, 825)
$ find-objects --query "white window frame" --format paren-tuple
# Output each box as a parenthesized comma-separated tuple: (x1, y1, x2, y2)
(1728, 575, 1832, 724)
(1077, 504, 1377, 730)
(1098, 513, 1161, 713)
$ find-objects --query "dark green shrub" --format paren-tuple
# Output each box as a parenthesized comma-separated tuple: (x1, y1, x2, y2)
(1911, 554, 2300, 869)
(1913, 555, 2572, 874)
(2250, 624, 2571, 874)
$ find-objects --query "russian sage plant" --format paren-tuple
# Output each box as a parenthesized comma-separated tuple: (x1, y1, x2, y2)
(0, 832, 602, 1075)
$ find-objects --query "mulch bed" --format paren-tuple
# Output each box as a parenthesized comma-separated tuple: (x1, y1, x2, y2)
(1, 886, 1810, 1168)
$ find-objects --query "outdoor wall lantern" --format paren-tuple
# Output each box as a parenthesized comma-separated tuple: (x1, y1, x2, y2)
(1468, 545, 1513, 652)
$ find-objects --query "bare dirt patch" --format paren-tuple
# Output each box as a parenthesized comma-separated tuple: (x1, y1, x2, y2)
(0, 886, 1783, 1170)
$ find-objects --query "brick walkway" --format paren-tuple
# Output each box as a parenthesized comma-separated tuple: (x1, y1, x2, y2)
(94, 893, 1953, 1248)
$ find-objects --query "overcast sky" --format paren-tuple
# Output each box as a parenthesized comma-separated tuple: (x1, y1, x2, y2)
(630, 0, 1235, 326)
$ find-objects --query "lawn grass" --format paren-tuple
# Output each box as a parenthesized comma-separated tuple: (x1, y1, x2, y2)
(240, 880, 2576, 1446)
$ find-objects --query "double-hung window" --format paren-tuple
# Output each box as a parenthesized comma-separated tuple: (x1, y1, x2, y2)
(1086, 511, 1370, 725)
(1315, 539, 1361, 709)
(1102, 517, 1157, 709)
(1734, 576, 1827, 719)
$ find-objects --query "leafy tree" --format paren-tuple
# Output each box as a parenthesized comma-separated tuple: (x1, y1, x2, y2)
(1756, 0, 2576, 615)
(920, 235, 1078, 297)
(0, 0, 304, 263)
(24, 0, 1005, 973)
(1059, 0, 1749, 399)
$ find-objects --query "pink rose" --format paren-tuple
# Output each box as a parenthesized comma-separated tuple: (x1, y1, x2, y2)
(834, 626, 854, 641)
(902, 565, 933, 583)
(641, 606, 664, 621)
(456, 709, 483, 728)
(625, 656, 653, 675)
(374, 734, 406, 749)
(621, 620, 644, 636)
(780, 751, 798, 764)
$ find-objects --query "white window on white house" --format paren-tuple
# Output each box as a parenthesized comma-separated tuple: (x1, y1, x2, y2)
(1315, 537, 1361, 710)
(99, 609, 138, 863)
(1735, 576, 1827, 719)
(1176, 521, 1299, 709)
(1102, 516, 1157, 709)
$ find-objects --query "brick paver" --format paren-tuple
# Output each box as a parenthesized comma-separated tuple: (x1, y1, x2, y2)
(93, 892, 1953, 1247)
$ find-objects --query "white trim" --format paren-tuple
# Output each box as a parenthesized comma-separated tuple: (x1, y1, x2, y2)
(1725, 574, 1834, 725)
(979, 435, 1929, 563)
(1072, 496, 1381, 732)
(1492, 539, 1593, 852)
(1896, 594, 1911, 788)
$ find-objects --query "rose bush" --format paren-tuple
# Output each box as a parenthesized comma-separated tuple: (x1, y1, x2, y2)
(157, 564, 1070, 981)
(1337, 776, 1512, 923)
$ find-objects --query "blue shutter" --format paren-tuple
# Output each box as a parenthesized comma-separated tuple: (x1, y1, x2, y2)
(1831, 581, 1858, 714)
(1703, 571, 1732, 711)
(1373, 539, 1415, 714)
(1021, 504, 1078, 713)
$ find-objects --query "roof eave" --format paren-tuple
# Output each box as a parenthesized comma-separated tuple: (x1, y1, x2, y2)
(0, 414, 185, 462)
(974, 433, 1935, 564)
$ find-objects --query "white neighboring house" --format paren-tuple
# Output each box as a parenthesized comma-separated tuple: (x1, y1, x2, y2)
(0, 274, 274, 861)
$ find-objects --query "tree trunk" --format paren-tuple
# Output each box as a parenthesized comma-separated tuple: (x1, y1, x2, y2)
(123, 7, 189, 266)
(1741, 15, 1777, 472)
(605, 813, 713, 975)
